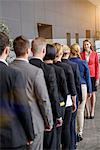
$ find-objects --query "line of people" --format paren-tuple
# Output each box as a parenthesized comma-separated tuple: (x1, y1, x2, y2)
(0, 32, 99, 150)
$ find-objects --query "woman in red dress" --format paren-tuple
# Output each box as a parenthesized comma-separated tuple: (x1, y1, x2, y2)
(81, 39, 99, 119)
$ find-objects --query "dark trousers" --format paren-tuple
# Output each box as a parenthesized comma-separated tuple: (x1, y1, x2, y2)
(70, 96, 78, 150)
(43, 125, 57, 150)
(70, 110, 77, 150)
(56, 126, 62, 150)
(1, 146, 27, 150)
(61, 106, 72, 150)
(56, 106, 66, 150)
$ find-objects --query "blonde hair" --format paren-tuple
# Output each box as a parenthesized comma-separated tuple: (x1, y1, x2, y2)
(70, 43, 81, 58)
(62, 45, 70, 57)
(53, 43, 63, 62)
(31, 37, 46, 53)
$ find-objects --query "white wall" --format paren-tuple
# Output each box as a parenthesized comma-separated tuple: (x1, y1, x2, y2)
(0, 0, 96, 40)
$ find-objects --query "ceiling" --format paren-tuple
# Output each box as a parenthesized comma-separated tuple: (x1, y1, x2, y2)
(88, 0, 100, 6)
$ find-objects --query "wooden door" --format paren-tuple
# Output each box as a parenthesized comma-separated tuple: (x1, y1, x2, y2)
(66, 33, 71, 46)
(75, 33, 79, 44)
(37, 23, 53, 39)
(86, 30, 91, 39)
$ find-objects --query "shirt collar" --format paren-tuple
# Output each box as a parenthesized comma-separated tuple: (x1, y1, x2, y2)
(0, 58, 8, 66)
(32, 56, 43, 62)
(15, 58, 29, 63)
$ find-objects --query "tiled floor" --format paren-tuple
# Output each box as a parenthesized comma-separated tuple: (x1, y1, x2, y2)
(77, 86, 100, 150)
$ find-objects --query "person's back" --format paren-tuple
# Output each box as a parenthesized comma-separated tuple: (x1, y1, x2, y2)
(62, 59, 80, 91)
(55, 61, 77, 96)
(70, 43, 92, 142)
(53, 43, 77, 150)
(29, 38, 61, 122)
(43, 44, 69, 150)
(70, 57, 85, 80)
(51, 64, 68, 108)
(30, 58, 61, 121)
(0, 65, 34, 148)
(61, 44, 81, 149)
(10, 35, 53, 150)
(0, 32, 34, 149)
(70, 57, 91, 93)
(11, 60, 53, 131)
(30, 39, 63, 150)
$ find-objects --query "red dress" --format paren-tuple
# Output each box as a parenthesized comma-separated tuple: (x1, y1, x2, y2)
(80, 50, 99, 80)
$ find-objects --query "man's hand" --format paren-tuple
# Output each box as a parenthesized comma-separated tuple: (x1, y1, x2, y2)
(27, 141, 33, 145)
(71, 95, 76, 113)
(56, 117, 63, 128)
(78, 95, 82, 105)
(45, 125, 53, 132)
(87, 93, 91, 99)
(72, 102, 76, 113)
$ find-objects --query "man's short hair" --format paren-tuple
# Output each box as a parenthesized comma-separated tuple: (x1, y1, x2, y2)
(0, 32, 9, 55)
(31, 37, 46, 54)
(13, 35, 29, 57)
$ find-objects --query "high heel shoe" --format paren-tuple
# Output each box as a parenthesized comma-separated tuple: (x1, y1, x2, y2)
(77, 134, 83, 142)
(85, 116, 90, 119)
(90, 116, 94, 119)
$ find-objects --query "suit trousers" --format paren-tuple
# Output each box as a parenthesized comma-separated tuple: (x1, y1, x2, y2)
(77, 84, 87, 135)
(28, 132, 44, 150)
(1, 146, 27, 150)
(56, 126, 62, 150)
(56, 106, 66, 150)
(70, 96, 78, 150)
(70, 110, 77, 150)
(61, 106, 72, 150)
(43, 125, 57, 150)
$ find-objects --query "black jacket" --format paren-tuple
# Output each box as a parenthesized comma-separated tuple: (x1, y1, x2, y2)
(48, 64, 68, 118)
(29, 58, 61, 121)
(0, 62, 34, 148)
(54, 61, 77, 96)
(49, 64, 68, 103)
(62, 59, 81, 99)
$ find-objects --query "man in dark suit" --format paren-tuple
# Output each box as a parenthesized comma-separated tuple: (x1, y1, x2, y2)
(10, 35, 53, 150)
(29, 37, 62, 150)
(0, 32, 34, 150)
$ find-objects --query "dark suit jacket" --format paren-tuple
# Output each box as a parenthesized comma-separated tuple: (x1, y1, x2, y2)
(0, 61, 34, 148)
(54, 61, 77, 96)
(49, 64, 68, 103)
(48, 64, 68, 118)
(62, 59, 81, 99)
(29, 58, 61, 121)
